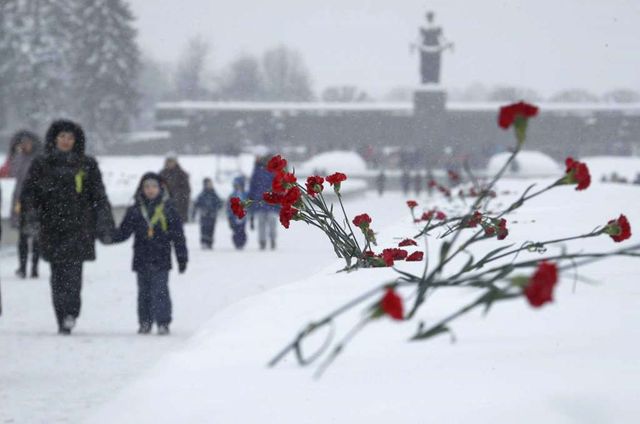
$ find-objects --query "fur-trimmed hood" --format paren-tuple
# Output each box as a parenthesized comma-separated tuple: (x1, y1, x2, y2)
(45, 120, 86, 155)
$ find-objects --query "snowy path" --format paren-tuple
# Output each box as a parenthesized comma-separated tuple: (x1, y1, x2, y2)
(0, 191, 404, 424)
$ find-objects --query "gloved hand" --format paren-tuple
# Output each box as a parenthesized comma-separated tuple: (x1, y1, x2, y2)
(98, 231, 113, 245)
(178, 262, 187, 274)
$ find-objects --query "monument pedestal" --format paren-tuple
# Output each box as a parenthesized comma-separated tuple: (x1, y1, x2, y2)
(412, 85, 447, 167)
(413, 85, 447, 115)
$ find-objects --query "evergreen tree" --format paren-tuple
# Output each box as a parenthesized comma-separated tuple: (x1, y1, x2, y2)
(8, 0, 77, 131)
(73, 0, 140, 152)
(0, 1, 21, 128)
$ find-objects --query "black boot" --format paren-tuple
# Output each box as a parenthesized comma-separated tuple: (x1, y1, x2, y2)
(259, 241, 266, 250)
(16, 268, 26, 279)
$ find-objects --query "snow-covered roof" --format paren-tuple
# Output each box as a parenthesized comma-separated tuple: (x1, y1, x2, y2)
(448, 101, 640, 114)
(124, 131, 170, 144)
(156, 101, 413, 112)
(156, 100, 640, 115)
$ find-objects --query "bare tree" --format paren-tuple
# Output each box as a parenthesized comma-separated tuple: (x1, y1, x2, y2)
(262, 45, 314, 101)
(549, 89, 599, 103)
(219, 54, 264, 101)
(602, 89, 640, 103)
(488, 85, 541, 102)
(174, 36, 210, 100)
(321, 85, 370, 102)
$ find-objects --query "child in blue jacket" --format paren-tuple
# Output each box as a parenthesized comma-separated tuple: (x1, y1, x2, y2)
(192, 177, 222, 249)
(227, 175, 248, 249)
(112, 172, 188, 335)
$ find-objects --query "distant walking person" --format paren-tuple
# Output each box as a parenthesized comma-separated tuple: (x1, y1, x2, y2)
(401, 169, 411, 195)
(9, 131, 41, 278)
(414, 172, 423, 196)
(21, 120, 114, 334)
(192, 177, 223, 249)
(227, 175, 248, 249)
(376, 170, 386, 196)
(111, 172, 188, 335)
(160, 155, 191, 223)
(248, 156, 279, 250)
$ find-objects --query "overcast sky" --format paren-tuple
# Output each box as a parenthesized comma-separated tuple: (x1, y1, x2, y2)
(129, 0, 640, 97)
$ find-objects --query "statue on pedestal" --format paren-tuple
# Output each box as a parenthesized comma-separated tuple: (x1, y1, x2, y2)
(411, 11, 454, 85)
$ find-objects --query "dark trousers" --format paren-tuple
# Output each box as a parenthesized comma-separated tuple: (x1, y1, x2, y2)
(137, 270, 171, 326)
(231, 223, 247, 249)
(18, 233, 40, 273)
(200, 216, 217, 247)
(50, 262, 83, 328)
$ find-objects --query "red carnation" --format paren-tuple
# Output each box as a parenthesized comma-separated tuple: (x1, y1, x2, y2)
(466, 211, 483, 227)
(353, 213, 372, 228)
(563, 157, 591, 190)
(281, 186, 301, 207)
(272, 171, 297, 193)
(498, 101, 539, 130)
(263, 192, 283, 205)
(326, 172, 347, 186)
(266, 155, 287, 173)
(435, 211, 447, 221)
(524, 261, 558, 308)
(496, 218, 509, 240)
(406, 251, 424, 262)
(279, 205, 298, 229)
(604, 214, 632, 242)
(406, 200, 418, 209)
(305, 175, 324, 197)
(230, 197, 246, 219)
(380, 288, 403, 320)
(421, 211, 433, 221)
(382, 248, 408, 261)
(381, 250, 395, 267)
(398, 238, 417, 247)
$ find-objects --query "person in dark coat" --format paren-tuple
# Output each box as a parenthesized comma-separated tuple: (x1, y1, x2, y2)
(9, 130, 42, 278)
(248, 156, 279, 250)
(192, 177, 223, 249)
(401, 169, 411, 195)
(111, 172, 188, 335)
(227, 175, 248, 250)
(159, 156, 191, 223)
(376, 170, 386, 196)
(20, 120, 115, 334)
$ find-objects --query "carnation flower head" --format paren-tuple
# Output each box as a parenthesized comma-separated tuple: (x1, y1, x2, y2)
(523, 261, 558, 308)
(230, 197, 246, 219)
(406, 251, 424, 262)
(379, 288, 403, 320)
(563, 157, 591, 190)
(266, 155, 287, 173)
(604, 214, 632, 242)
(352, 213, 372, 228)
(305, 176, 324, 197)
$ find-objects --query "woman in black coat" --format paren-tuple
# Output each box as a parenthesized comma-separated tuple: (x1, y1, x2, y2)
(20, 120, 114, 334)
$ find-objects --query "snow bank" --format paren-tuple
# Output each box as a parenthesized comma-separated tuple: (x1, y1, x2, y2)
(88, 179, 640, 424)
(582, 155, 640, 182)
(486, 150, 561, 178)
(297, 150, 367, 176)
